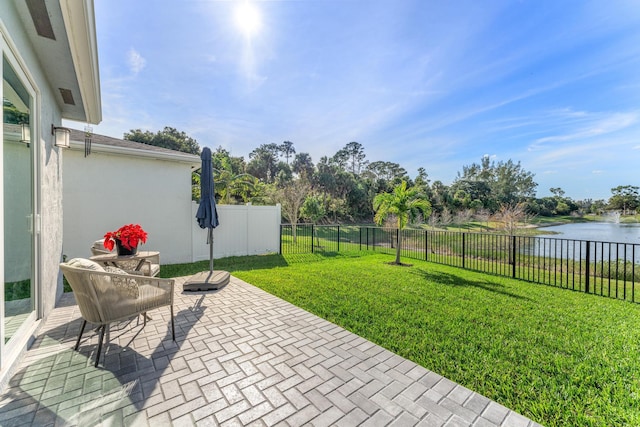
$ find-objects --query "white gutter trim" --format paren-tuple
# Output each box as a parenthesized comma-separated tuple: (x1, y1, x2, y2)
(59, 0, 102, 124)
(68, 140, 201, 167)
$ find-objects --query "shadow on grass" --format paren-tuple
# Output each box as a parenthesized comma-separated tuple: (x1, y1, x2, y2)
(161, 250, 378, 279)
(160, 253, 289, 278)
(409, 268, 532, 301)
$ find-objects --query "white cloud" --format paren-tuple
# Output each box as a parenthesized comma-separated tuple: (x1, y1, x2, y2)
(534, 111, 639, 145)
(127, 48, 146, 75)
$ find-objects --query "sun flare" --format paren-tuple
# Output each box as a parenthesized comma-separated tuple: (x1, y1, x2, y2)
(234, 1, 261, 37)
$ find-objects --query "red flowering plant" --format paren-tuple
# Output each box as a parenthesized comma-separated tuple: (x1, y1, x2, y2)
(103, 224, 148, 251)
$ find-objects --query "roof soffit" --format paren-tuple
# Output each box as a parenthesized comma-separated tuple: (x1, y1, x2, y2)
(15, 0, 101, 124)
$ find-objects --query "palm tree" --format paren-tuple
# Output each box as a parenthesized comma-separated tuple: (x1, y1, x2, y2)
(373, 180, 432, 265)
(280, 141, 296, 165)
(214, 157, 258, 204)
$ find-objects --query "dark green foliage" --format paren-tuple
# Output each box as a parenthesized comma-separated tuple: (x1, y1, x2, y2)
(609, 185, 640, 213)
(124, 127, 200, 155)
(3, 99, 29, 124)
(4, 279, 30, 301)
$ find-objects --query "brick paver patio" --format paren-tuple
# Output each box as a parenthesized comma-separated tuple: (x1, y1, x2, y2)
(0, 275, 541, 426)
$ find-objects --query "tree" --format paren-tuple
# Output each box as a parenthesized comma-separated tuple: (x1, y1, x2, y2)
(439, 207, 453, 228)
(493, 203, 528, 236)
(492, 202, 530, 265)
(609, 185, 640, 214)
(373, 181, 432, 265)
(272, 179, 311, 243)
(342, 141, 367, 174)
(427, 212, 440, 229)
(366, 161, 408, 183)
(301, 194, 327, 247)
(208, 146, 259, 204)
(414, 167, 431, 193)
(3, 99, 29, 124)
(274, 161, 293, 186)
(247, 143, 281, 182)
(280, 141, 296, 165)
(474, 209, 491, 231)
(124, 127, 200, 155)
(430, 181, 452, 214)
(212, 146, 246, 175)
(550, 187, 565, 198)
(454, 157, 537, 210)
(301, 194, 326, 224)
(215, 162, 257, 204)
(292, 152, 314, 179)
(453, 209, 473, 230)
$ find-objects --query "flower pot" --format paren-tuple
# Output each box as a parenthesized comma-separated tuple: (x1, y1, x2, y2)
(115, 239, 138, 256)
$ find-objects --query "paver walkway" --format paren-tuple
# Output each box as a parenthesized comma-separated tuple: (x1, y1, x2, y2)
(0, 275, 541, 426)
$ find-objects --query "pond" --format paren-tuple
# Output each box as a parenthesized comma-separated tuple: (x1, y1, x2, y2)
(528, 222, 640, 262)
(537, 222, 640, 244)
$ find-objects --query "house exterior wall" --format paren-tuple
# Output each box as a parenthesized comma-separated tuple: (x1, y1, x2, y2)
(62, 149, 195, 264)
(63, 147, 282, 265)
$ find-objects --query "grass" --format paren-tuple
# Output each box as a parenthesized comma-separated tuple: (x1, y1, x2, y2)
(162, 251, 640, 426)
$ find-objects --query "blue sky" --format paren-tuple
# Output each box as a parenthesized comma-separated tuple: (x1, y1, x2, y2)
(76, 0, 640, 200)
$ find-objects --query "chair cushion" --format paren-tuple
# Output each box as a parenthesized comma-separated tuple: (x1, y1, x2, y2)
(141, 263, 161, 277)
(67, 258, 105, 272)
(105, 266, 140, 299)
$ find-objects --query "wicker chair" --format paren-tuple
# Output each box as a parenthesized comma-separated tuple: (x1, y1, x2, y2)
(91, 239, 160, 277)
(60, 258, 175, 367)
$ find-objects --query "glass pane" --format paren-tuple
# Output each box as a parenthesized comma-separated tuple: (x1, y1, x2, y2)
(3, 55, 34, 343)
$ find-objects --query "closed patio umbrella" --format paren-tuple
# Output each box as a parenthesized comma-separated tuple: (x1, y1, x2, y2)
(184, 147, 230, 291)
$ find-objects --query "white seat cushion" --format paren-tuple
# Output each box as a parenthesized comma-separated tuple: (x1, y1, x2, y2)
(67, 258, 105, 272)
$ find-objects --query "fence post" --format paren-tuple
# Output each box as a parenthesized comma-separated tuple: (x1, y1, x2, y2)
(367, 227, 369, 250)
(338, 225, 341, 252)
(311, 224, 314, 254)
(279, 224, 283, 254)
(511, 235, 517, 278)
(425, 229, 428, 261)
(373, 228, 376, 251)
(462, 233, 466, 269)
(360, 227, 362, 251)
(585, 241, 590, 293)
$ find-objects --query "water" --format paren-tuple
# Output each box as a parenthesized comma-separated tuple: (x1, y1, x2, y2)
(529, 222, 640, 262)
(538, 222, 640, 244)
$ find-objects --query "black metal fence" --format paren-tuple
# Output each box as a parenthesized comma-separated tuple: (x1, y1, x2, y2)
(280, 224, 640, 303)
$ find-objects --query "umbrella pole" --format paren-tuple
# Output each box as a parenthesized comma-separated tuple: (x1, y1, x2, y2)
(209, 227, 214, 273)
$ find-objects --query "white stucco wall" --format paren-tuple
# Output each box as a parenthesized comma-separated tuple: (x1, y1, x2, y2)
(63, 148, 195, 264)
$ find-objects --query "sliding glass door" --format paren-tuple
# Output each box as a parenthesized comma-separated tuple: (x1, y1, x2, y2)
(2, 51, 36, 356)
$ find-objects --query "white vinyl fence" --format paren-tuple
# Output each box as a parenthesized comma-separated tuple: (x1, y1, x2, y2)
(63, 200, 281, 265)
(191, 203, 282, 262)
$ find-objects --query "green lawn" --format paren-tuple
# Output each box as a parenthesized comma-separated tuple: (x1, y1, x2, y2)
(162, 252, 640, 426)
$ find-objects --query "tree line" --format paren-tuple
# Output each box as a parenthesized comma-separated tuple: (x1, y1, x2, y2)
(125, 127, 639, 225)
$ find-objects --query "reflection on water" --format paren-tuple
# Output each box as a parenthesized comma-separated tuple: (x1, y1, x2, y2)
(538, 222, 640, 244)
(528, 222, 640, 262)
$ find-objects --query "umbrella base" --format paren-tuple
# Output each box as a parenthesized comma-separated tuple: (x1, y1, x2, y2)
(183, 270, 230, 291)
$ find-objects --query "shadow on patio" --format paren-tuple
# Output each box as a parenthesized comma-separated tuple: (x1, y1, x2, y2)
(0, 276, 538, 426)
(1, 291, 206, 425)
